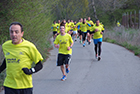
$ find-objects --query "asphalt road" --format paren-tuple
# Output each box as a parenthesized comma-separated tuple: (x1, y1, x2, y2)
(0, 39, 140, 94)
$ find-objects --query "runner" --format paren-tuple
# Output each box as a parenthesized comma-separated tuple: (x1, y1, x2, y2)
(0, 22, 43, 94)
(86, 17, 94, 45)
(58, 20, 61, 24)
(80, 18, 91, 47)
(56, 20, 61, 35)
(72, 21, 78, 41)
(61, 19, 68, 33)
(117, 21, 121, 27)
(68, 20, 74, 36)
(69, 20, 74, 36)
(54, 24, 74, 81)
(91, 19, 104, 61)
(76, 18, 83, 43)
(66, 19, 71, 34)
(70, 20, 74, 28)
(51, 20, 58, 41)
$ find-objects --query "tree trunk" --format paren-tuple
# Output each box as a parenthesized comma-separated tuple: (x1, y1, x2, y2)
(139, 10, 140, 29)
(91, 0, 98, 19)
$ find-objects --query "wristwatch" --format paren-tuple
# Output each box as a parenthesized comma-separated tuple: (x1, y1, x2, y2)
(31, 68, 35, 73)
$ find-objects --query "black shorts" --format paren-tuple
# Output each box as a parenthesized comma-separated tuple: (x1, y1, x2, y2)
(4, 86, 33, 94)
(53, 31, 57, 35)
(87, 30, 90, 33)
(71, 32, 73, 36)
(57, 54, 71, 66)
(78, 30, 82, 35)
(81, 32, 87, 41)
(89, 31, 94, 34)
(78, 30, 80, 33)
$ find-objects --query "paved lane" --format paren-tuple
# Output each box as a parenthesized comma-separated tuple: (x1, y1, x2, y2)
(32, 39, 140, 94)
(0, 39, 140, 94)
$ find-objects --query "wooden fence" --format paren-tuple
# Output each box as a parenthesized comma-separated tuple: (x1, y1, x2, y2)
(122, 10, 140, 29)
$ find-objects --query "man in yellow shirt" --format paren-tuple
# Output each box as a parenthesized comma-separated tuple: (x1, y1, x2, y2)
(0, 22, 43, 94)
(70, 20, 74, 29)
(54, 24, 74, 81)
(51, 20, 58, 41)
(56, 20, 61, 35)
(86, 17, 94, 45)
(66, 19, 71, 33)
(117, 21, 121, 27)
(91, 19, 104, 61)
(69, 20, 74, 36)
(76, 18, 83, 43)
(72, 21, 78, 41)
(61, 19, 69, 33)
(80, 18, 91, 47)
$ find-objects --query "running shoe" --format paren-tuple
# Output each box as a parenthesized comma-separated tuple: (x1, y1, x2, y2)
(95, 54, 98, 59)
(66, 68, 70, 73)
(88, 42, 91, 45)
(80, 40, 82, 44)
(83, 43, 85, 47)
(61, 75, 67, 81)
(98, 56, 101, 61)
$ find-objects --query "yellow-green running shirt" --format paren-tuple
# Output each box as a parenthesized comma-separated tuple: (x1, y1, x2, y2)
(54, 33, 73, 55)
(2, 38, 43, 89)
(91, 25, 104, 39)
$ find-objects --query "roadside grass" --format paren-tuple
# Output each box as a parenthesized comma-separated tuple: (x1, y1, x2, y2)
(104, 26, 140, 56)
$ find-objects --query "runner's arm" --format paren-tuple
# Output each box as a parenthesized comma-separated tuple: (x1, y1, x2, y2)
(22, 60, 43, 75)
(87, 23, 91, 27)
(54, 44, 59, 48)
(0, 59, 6, 73)
(77, 25, 80, 29)
(70, 42, 74, 48)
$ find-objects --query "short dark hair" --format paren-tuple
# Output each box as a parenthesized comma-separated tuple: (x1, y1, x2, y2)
(53, 20, 56, 23)
(60, 22, 65, 27)
(10, 22, 23, 32)
(60, 24, 65, 28)
(96, 19, 99, 22)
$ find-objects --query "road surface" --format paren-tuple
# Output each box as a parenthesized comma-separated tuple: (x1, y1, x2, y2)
(0, 39, 140, 94)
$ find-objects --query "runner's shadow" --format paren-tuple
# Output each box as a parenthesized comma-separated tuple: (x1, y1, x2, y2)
(92, 59, 98, 62)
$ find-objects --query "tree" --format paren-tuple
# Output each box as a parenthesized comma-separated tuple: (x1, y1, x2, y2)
(53, 0, 89, 21)
(91, 0, 97, 19)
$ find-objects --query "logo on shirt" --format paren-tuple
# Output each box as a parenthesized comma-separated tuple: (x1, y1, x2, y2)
(6, 52, 10, 56)
(61, 41, 67, 44)
(19, 52, 24, 55)
(7, 58, 20, 63)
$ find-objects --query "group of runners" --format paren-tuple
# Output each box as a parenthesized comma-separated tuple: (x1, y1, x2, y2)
(0, 17, 105, 94)
(52, 17, 105, 81)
